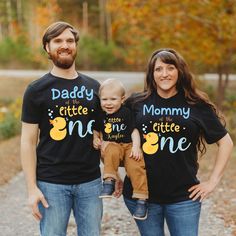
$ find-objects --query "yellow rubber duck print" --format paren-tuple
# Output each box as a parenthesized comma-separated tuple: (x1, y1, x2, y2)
(49, 117, 67, 141)
(142, 132, 159, 155)
(104, 123, 112, 134)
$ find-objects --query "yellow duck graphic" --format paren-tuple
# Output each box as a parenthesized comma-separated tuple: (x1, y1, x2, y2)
(104, 122, 112, 134)
(142, 132, 159, 155)
(49, 117, 67, 141)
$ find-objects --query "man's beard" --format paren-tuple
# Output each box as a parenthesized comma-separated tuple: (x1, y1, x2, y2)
(49, 49, 77, 69)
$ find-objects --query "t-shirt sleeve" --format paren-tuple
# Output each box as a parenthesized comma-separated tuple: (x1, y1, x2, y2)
(21, 85, 41, 124)
(125, 94, 138, 128)
(90, 80, 101, 131)
(197, 104, 227, 144)
(125, 93, 138, 110)
(122, 105, 136, 132)
(129, 108, 136, 131)
(93, 110, 102, 132)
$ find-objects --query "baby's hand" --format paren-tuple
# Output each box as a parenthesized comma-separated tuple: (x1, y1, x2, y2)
(129, 146, 143, 161)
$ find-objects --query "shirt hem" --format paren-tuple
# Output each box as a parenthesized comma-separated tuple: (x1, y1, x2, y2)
(37, 172, 101, 185)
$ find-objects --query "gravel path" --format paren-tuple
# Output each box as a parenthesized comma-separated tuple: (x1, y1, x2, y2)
(0, 172, 233, 236)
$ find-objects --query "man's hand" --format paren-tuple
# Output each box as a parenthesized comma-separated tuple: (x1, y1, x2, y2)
(93, 137, 102, 150)
(93, 130, 102, 150)
(28, 186, 49, 221)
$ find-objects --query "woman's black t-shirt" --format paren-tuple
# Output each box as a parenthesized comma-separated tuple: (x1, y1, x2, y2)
(123, 92, 227, 203)
(21, 73, 101, 184)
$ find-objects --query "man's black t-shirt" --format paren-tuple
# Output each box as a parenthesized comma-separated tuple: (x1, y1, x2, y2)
(21, 73, 101, 184)
(123, 91, 227, 204)
(98, 106, 135, 143)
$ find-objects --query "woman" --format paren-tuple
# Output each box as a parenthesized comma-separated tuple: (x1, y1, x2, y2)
(123, 48, 233, 236)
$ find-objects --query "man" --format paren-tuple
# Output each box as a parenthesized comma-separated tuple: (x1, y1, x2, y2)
(21, 21, 104, 236)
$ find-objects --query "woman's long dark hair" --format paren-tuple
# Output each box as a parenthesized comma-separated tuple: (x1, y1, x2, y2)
(133, 48, 225, 155)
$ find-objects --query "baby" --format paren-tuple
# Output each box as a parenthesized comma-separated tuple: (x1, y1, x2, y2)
(93, 78, 148, 220)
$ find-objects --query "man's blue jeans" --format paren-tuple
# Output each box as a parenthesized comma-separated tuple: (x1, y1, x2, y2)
(124, 197, 201, 236)
(37, 178, 103, 236)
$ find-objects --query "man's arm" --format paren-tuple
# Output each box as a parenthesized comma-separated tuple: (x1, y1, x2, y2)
(20, 122, 49, 220)
(93, 130, 102, 150)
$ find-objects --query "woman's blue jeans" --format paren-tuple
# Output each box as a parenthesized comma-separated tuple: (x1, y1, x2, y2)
(124, 197, 201, 236)
(37, 178, 103, 236)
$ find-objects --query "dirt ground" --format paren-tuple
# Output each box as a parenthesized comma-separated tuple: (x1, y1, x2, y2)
(0, 136, 235, 234)
(0, 136, 21, 185)
(197, 145, 236, 234)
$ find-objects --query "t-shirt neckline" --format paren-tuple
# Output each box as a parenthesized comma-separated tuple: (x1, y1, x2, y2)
(155, 91, 180, 101)
(49, 72, 80, 81)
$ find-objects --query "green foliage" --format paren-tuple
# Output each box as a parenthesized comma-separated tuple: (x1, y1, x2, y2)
(0, 36, 33, 68)
(203, 84, 216, 102)
(0, 113, 20, 140)
(77, 36, 125, 70)
(0, 98, 13, 107)
(0, 98, 22, 140)
(225, 91, 236, 106)
(195, 79, 236, 141)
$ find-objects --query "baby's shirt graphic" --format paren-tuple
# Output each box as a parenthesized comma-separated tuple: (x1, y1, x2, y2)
(98, 106, 135, 143)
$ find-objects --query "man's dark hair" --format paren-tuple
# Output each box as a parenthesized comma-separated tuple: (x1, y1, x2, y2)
(42, 21, 79, 51)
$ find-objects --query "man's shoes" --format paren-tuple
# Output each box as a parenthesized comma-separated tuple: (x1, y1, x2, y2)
(99, 179, 115, 198)
(133, 200, 148, 220)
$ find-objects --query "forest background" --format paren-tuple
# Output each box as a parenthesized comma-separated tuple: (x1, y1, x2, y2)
(0, 0, 236, 140)
(0, 0, 235, 232)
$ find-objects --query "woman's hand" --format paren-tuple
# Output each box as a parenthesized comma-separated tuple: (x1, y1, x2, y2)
(113, 174, 123, 198)
(129, 146, 143, 161)
(189, 133, 233, 202)
(188, 180, 218, 202)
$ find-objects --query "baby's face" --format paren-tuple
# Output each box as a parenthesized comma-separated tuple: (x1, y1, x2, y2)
(100, 88, 125, 114)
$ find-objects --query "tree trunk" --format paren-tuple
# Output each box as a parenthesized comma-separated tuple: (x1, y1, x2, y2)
(6, 0, 13, 36)
(216, 66, 230, 110)
(216, 66, 223, 109)
(16, 0, 23, 27)
(99, 0, 110, 44)
(82, 1, 88, 34)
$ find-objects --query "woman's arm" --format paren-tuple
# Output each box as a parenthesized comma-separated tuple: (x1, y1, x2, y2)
(188, 133, 233, 202)
(130, 128, 143, 161)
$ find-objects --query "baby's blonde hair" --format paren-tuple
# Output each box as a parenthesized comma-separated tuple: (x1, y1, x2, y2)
(99, 78, 125, 97)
